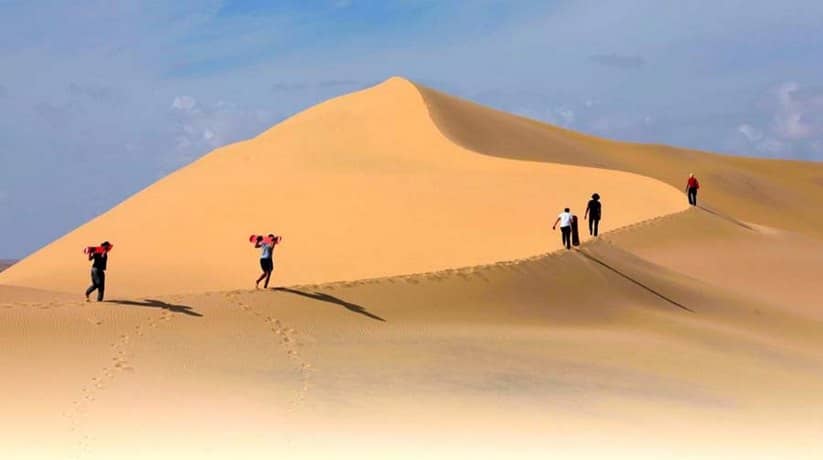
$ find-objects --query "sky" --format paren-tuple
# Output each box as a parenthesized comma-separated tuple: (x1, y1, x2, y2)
(1, 0, 822, 258)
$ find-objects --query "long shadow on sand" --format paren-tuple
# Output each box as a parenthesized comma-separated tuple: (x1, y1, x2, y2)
(272, 287, 386, 322)
(107, 299, 204, 317)
(697, 205, 755, 231)
(575, 249, 694, 313)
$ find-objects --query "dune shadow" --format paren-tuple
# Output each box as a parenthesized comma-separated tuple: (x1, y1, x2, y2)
(575, 250, 694, 313)
(272, 287, 386, 322)
(107, 299, 204, 317)
(697, 205, 755, 231)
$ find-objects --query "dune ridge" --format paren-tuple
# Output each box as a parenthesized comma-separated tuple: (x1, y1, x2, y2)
(414, 82, 823, 236)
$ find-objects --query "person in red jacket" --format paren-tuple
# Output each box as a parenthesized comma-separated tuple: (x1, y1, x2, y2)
(686, 173, 700, 206)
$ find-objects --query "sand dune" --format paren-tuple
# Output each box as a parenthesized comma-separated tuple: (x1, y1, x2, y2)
(0, 77, 686, 296)
(417, 83, 823, 236)
(2, 78, 823, 459)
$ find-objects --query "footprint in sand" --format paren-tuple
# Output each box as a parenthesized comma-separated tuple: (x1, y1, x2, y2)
(227, 293, 313, 411)
(66, 300, 174, 458)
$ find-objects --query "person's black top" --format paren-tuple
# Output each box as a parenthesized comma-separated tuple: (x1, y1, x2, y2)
(587, 199, 602, 219)
(91, 253, 108, 270)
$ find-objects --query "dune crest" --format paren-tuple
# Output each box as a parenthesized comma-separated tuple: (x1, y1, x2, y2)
(0, 77, 686, 295)
(414, 82, 823, 235)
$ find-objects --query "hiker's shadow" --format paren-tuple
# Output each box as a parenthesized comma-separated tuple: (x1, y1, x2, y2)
(697, 205, 754, 231)
(107, 299, 204, 317)
(273, 287, 385, 322)
(575, 250, 694, 313)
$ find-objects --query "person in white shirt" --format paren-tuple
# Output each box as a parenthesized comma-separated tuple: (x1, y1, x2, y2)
(254, 234, 280, 289)
(552, 207, 574, 249)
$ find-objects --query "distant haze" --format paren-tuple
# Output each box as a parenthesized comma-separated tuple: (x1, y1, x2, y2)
(1, 1, 822, 258)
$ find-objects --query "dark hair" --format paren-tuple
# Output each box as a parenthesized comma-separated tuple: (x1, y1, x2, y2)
(101, 241, 111, 248)
(256, 236, 263, 242)
(267, 234, 275, 238)
(564, 207, 570, 212)
(592, 193, 600, 200)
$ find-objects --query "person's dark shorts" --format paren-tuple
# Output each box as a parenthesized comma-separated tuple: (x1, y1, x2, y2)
(260, 257, 274, 272)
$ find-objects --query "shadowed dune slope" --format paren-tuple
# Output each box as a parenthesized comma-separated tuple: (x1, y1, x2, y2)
(416, 83, 823, 236)
(0, 77, 686, 296)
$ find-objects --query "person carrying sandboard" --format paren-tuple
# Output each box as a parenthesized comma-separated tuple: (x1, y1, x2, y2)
(552, 208, 574, 250)
(251, 234, 282, 289)
(84, 241, 113, 302)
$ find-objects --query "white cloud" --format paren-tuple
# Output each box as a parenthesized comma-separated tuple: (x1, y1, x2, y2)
(736, 83, 823, 158)
(759, 138, 791, 155)
(737, 123, 763, 142)
(171, 95, 198, 112)
(165, 97, 277, 168)
(557, 108, 575, 126)
(771, 82, 823, 140)
(736, 124, 790, 156)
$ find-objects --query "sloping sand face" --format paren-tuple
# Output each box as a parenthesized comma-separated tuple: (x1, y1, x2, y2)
(0, 78, 686, 296)
(416, 83, 823, 237)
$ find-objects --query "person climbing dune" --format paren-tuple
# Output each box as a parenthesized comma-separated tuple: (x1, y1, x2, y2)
(84, 241, 112, 302)
(584, 193, 602, 237)
(254, 234, 281, 289)
(686, 173, 700, 206)
(552, 208, 574, 250)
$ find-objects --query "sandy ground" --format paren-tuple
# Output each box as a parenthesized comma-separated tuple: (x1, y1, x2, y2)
(1, 79, 822, 459)
(2, 209, 822, 459)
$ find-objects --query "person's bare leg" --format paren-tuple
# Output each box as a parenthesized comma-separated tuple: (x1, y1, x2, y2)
(264, 271, 272, 289)
(256, 272, 267, 289)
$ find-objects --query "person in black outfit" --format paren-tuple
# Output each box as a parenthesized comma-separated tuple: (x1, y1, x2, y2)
(584, 193, 602, 237)
(85, 241, 112, 302)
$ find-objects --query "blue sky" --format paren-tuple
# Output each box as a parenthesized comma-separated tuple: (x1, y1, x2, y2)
(1, 0, 823, 258)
